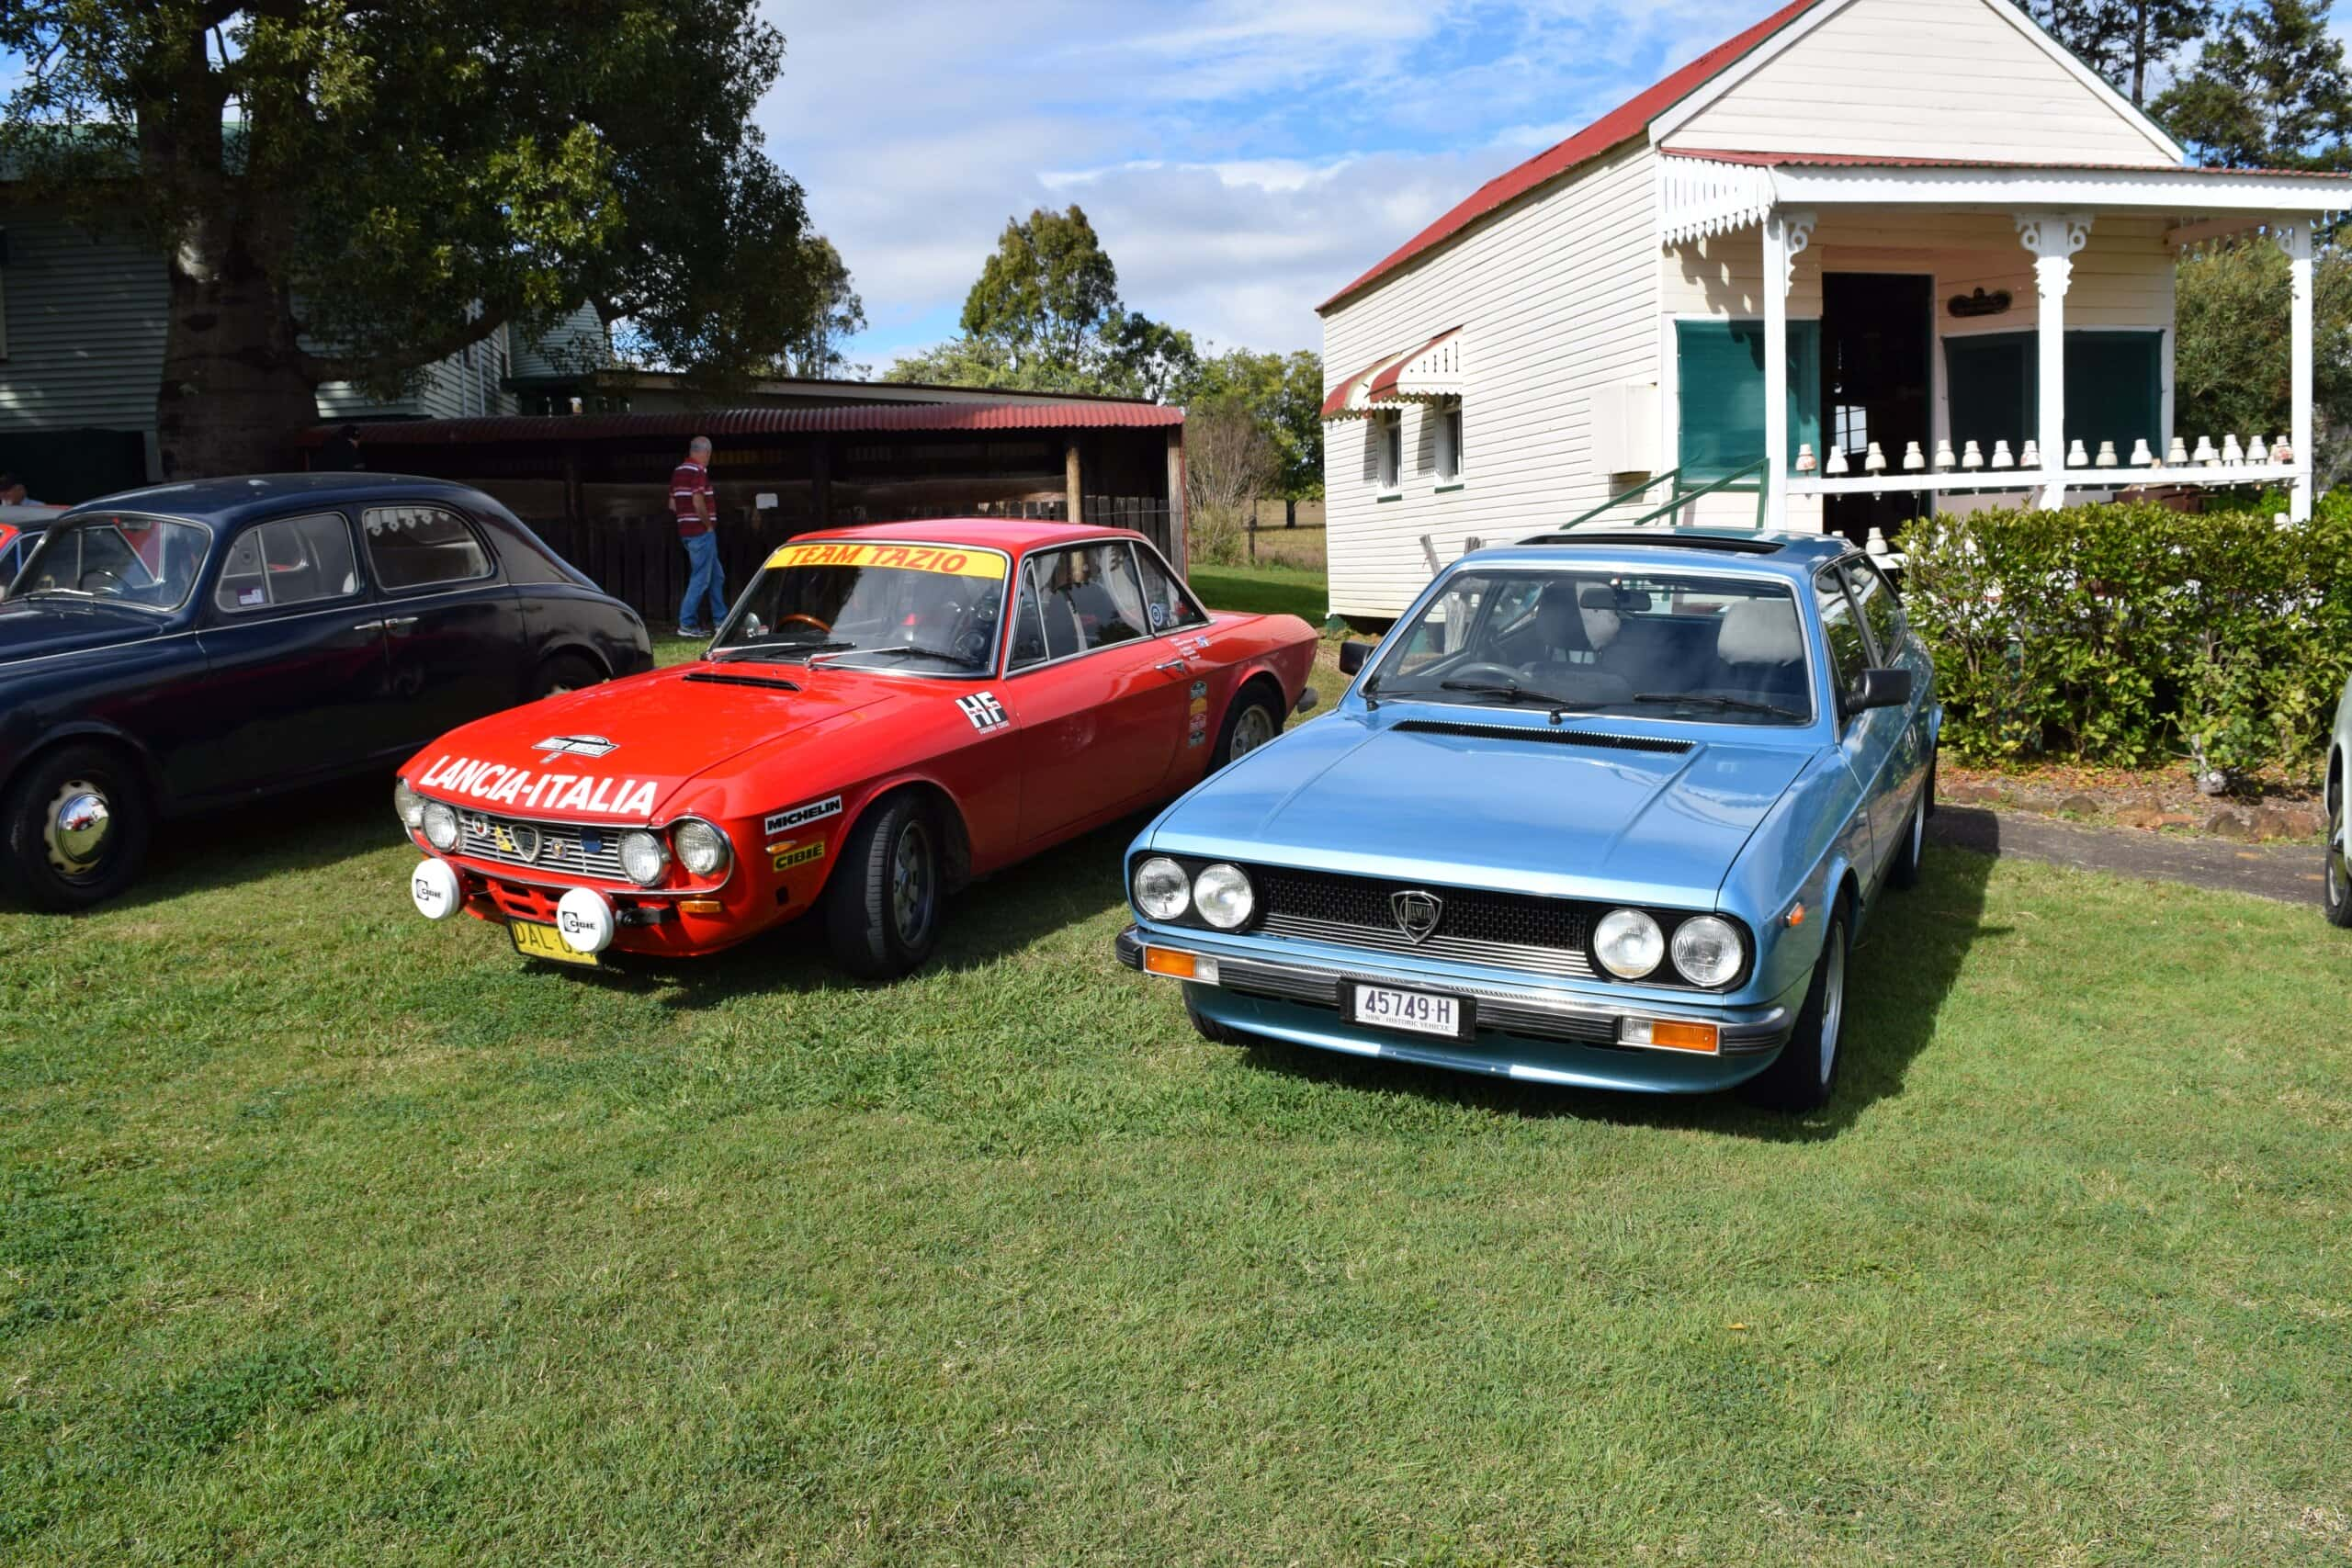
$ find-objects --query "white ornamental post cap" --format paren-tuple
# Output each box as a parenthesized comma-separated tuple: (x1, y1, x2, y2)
(2168, 436, 2190, 466)
(2193, 435, 2219, 465)
(2131, 438, 2154, 467)
(2066, 438, 2090, 468)
(2095, 440, 2118, 468)
(2021, 439, 2041, 468)
(1867, 526, 1889, 554)
(2251, 435, 2272, 463)
(1962, 440, 1984, 469)
(1826, 445, 1849, 475)
(1902, 441, 1926, 472)
(1990, 440, 2014, 468)
(1795, 442, 1816, 473)
(1864, 443, 1887, 474)
(2222, 434, 2245, 465)
(1934, 439, 1957, 469)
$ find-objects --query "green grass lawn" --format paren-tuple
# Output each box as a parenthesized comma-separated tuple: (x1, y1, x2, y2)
(5, 577, 2350, 1562)
(1186, 561, 1329, 626)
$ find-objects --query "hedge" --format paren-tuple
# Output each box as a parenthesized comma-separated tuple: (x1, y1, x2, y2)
(1894, 498, 2352, 776)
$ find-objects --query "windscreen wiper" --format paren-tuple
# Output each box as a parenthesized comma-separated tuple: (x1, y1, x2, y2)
(712, 639, 854, 663)
(1436, 676, 1607, 719)
(822, 644, 980, 670)
(1633, 692, 1804, 720)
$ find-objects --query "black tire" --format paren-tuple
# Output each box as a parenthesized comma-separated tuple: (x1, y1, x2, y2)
(534, 652, 605, 700)
(1889, 752, 1934, 891)
(1211, 682, 1284, 771)
(2325, 756, 2352, 930)
(0, 742, 153, 912)
(1183, 987, 1250, 1045)
(1740, 908, 1849, 1113)
(824, 794, 943, 980)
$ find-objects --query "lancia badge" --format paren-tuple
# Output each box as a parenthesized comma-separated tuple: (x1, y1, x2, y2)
(1391, 890, 1443, 943)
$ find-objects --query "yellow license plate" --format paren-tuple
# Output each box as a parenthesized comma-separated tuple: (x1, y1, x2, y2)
(509, 919, 598, 966)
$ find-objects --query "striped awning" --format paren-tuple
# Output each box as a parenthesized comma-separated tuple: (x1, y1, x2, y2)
(1320, 327, 1464, 421)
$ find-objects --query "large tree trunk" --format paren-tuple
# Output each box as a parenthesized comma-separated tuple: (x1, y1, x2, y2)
(155, 220, 321, 479)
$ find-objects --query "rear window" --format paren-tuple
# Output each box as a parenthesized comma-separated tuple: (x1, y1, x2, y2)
(362, 505, 492, 591)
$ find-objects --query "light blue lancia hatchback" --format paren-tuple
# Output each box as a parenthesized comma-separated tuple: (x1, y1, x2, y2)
(1115, 529, 1938, 1111)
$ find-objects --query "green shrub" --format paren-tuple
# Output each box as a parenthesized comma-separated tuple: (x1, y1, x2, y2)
(1894, 501, 2352, 776)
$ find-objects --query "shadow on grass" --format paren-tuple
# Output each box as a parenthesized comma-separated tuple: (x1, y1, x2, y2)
(96, 773, 403, 915)
(1224, 838, 2002, 1143)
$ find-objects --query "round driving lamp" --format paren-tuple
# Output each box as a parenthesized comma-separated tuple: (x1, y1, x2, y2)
(1669, 915, 1745, 988)
(1593, 908, 1665, 980)
(1193, 863, 1256, 931)
(393, 778, 425, 831)
(672, 818, 732, 877)
(421, 800, 461, 853)
(1133, 856, 1191, 920)
(618, 829, 669, 887)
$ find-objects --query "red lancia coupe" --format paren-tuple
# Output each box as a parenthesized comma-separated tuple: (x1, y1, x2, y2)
(395, 520, 1320, 976)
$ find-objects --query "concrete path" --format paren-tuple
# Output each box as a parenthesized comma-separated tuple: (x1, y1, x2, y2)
(1928, 805, 2326, 906)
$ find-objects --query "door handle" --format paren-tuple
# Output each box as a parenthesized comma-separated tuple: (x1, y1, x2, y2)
(1153, 658, 1190, 673)
(383, 615, 419, 634)
(349, 619, 385, 635)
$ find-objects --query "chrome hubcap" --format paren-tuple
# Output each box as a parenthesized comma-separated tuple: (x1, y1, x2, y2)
(45, 782, 112, 875)
(891, 821, 933, 943)
(1229, 705, 1277, 761)
(1818, 931, 1847, 1087)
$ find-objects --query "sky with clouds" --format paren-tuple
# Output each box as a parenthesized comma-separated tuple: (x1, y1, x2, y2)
(758, 0, 1755, 369)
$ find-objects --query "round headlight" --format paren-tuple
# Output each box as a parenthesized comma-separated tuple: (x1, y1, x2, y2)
(1193, 863, 1255, 930)
(673, 818, 732, 877)
(1133, 856, 1191, 920)
(618, 829, 669, 887)
(394, 778, 424, 831)
(1669, 914, 1745, 988)
(1593, 908, 1665, 979)
(421, 800, 460, 853)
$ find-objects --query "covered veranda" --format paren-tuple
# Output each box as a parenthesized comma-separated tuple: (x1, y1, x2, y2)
(1657, 152, 2352, 532)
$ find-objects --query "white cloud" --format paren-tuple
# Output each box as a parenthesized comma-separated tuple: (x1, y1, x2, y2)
(759, 0, 1753, 363)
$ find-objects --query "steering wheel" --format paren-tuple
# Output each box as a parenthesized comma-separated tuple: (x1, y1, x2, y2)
(78, 569, 125, 596)
(776, 613, 831, 636)
(1445, 661, 1526, 685)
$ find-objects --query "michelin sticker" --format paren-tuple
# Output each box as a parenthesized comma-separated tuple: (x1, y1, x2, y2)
(414, 754, 660, 818)
(956, 692, 1010, 732)
(763, 794, 843, 837)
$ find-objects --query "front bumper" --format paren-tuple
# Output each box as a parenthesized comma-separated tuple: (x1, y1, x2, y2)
(1116, 925, 1796, 1094)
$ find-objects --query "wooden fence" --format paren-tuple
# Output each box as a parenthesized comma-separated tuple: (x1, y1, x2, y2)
(525, 496, 1175, 623)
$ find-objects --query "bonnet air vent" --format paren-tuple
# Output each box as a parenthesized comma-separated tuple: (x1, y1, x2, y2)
(681, 671, 801, 693)
(1391, 718, 1693, 755)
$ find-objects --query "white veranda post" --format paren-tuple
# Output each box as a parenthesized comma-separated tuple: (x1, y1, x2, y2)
(1760, 209, 1814, 531)
(2017, 214, 2090, 511)
(2276, 220, 2315, 522)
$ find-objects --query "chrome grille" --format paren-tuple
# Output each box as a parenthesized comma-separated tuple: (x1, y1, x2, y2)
(1252, 866, 1596, 979)
(458, 811, 628, 881)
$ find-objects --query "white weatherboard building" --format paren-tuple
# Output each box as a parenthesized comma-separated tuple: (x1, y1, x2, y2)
(1317, 0, 2352, 620)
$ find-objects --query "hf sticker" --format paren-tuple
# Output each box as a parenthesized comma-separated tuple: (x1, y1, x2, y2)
(763, 795, 842, 837)
(957, 692, 1010, 732)
(772, 840, 827, 872)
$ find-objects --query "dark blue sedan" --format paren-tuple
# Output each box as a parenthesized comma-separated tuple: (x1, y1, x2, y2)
(0, 474, 651, 909)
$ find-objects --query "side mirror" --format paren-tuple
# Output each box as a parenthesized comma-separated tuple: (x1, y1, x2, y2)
(1842, 667, 1913, 716)
(1338, 639, 1374, 676)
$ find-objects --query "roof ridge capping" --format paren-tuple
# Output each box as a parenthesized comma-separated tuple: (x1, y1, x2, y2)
(1315, 0, 1820, 315)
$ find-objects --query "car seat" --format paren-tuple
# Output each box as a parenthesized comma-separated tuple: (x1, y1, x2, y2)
(1713, 598, 1809, 708)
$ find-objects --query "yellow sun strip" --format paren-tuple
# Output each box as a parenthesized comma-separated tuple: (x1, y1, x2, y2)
(763, 541, 1008, 579)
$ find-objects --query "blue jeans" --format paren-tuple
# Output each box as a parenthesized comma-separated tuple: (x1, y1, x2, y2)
(679, 530, 726, 631)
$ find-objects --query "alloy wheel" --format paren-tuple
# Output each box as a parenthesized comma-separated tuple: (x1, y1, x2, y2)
(1817, 931, 1847, 1088)
(891, 820, 934, 945)
(1229, 705, 1278, 760)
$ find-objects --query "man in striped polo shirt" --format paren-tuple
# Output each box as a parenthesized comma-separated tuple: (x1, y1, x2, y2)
(673, 435, 725, 637)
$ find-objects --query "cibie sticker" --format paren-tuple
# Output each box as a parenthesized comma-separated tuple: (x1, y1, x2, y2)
(772, 840, 827, 872)
(763, 794, 842, 838)
(957, 692, 1010, 732)
(763, 541, 1009, 580)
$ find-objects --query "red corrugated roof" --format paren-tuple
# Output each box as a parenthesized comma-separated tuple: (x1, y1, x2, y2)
(300, 400, 1182, 446)
(1662, 147, 2352, 177)
(1315, 0, 1823, 315)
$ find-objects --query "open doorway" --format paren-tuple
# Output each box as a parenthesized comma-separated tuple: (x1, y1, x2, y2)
(1820, 273, 1934, 545)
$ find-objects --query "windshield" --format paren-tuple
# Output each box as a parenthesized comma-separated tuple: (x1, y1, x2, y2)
(710, 539, 1008, 674)
(7, 514, 209, 612)
(1367, 567, 1815, 726)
